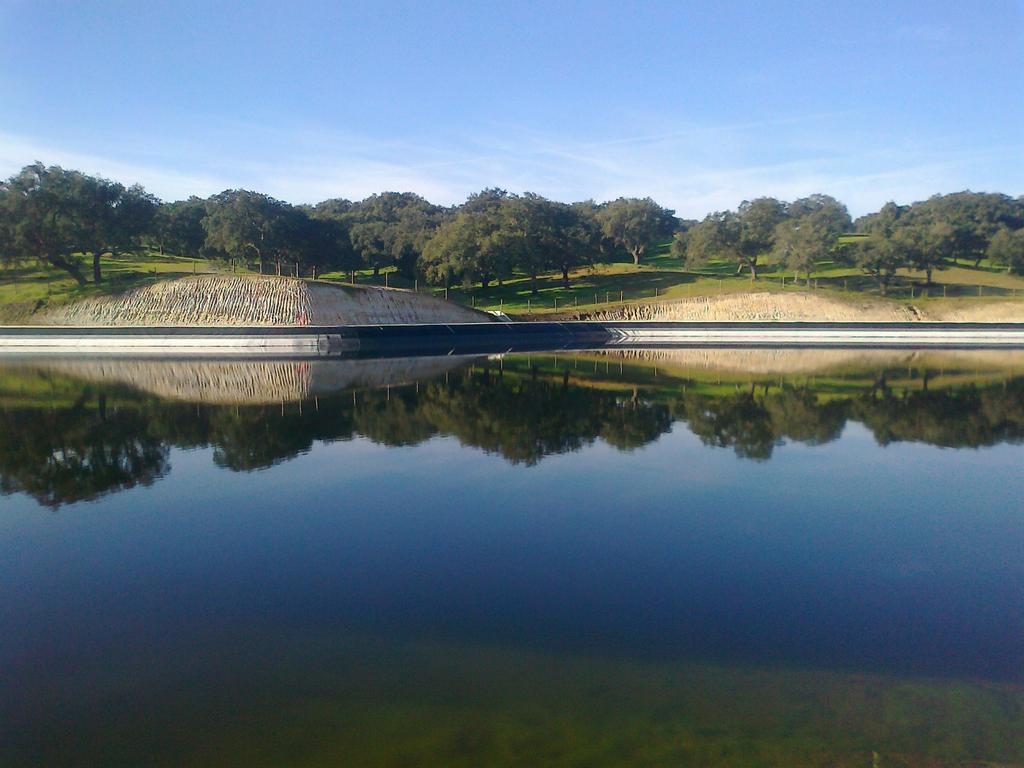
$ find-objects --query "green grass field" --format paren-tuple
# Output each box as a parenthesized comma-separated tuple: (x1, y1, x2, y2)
(327, 242, 1024, 316)
(3, 243, 1024, 322)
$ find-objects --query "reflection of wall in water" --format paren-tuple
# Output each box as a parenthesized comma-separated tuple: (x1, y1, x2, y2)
(1, 356, 478, 404)
(592, 348, 1024, 377)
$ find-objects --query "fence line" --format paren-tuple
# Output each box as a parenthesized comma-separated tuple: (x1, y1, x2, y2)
(415, 279, 1024, 314)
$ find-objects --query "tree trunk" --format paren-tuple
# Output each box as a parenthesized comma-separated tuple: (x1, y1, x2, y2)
(92, 252, 103, 284)
(879, 277, 888, 296)
(481, 277, 490, 290)
(974, 257, 983, 268)
(632, 249, 641, 266)
(925, 267, 933, 285)
(46, 254, 87, 286)
(531, 274, 538, 295)
(561, 266, 570, 287)
(373, 265, 380, 277)
(748, 261, 758, 281)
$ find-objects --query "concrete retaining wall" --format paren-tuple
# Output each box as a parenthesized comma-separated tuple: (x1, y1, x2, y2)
(3, 321, 1024, 356)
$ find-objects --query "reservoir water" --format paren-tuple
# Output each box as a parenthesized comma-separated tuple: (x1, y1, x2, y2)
(1, 349, 1022, 767)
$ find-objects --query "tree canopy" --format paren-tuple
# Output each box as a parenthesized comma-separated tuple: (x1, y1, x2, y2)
(596, 197, 676, 266)
(0, 163, 157, 284)
(3, 161, 1023, 292)
(683, 197, 787, 280)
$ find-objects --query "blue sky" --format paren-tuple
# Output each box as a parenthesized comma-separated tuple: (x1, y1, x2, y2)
(0, 0, 1021, 217)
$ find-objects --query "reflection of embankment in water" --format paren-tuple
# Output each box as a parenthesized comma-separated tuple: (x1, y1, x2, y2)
(591, 347, 1024, 376)
(4, 355, 477, 404)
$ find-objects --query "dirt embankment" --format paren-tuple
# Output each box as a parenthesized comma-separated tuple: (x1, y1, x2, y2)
(24, 276, 488, 326)
(574, 292, 1024, 323)
(582, 293, 917, 322)
(925, 302, 1024, 322)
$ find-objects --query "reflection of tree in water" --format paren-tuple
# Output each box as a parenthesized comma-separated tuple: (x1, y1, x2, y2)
(678, 387, 848, 460)
(352, 388, 438, 447)
(143, 399, 358, 471)
(764, 389, 848, 446)
(363, 368, 673, 464)
(422, 369, 604, 464)
(599, 388, 674, 451)
(676, 380, 1024, 460)
(0, 390, 169, 508)
(3, 367, 1024, 506)
(852, 380, 1024, 448)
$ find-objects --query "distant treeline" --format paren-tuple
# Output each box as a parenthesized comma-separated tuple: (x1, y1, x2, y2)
(2, 162, 1023, 293)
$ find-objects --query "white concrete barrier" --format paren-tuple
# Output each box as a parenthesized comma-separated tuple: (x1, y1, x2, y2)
(2, 322, 1024, 355)
(604, 326, 1024, 346)
(0, 332, 330, 355)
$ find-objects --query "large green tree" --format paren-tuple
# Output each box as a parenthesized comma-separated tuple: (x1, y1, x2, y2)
(686, 197, 786, 280)
(202, 189, 298, 269)
(347, 221, 390, 276)
(343, 192, 443, 278)
(421, 192, 598, 293)
(0, 163, 157, 285)
(987, 227, 1024, 274)
(154, 198, 207, 258)
(420, 208, 511, 289)
(773, 195, 851, 283)
(839, 232, 905, 295)
(596, 197, 675, 266)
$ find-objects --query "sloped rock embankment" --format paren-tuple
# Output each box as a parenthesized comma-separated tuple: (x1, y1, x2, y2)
(32, 276, 487, 327)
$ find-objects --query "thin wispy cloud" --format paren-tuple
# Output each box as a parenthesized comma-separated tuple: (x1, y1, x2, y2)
(0, 132, 233, 202)
(1, 116, 1020, 219)
(894, 24, 954, 43)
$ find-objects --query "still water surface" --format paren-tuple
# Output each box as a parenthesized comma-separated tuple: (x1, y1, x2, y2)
(2, 349, 1023, 767)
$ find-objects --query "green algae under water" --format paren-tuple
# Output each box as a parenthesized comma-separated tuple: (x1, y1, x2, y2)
(1, 349, 1023, 767)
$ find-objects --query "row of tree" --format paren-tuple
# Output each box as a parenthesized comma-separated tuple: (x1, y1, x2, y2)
(0, 163, 677, 291)
(677, 191, 1024, 293)
(2, 162, 1022, 292)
